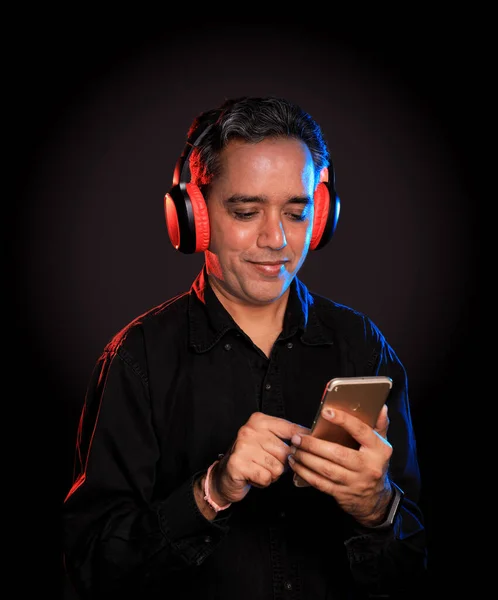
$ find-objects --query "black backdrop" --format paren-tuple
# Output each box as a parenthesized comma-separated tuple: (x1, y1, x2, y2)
(9, 18, 485, 597)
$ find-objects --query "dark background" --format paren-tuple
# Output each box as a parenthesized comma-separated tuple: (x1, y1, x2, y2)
(10, 18, 485, 596)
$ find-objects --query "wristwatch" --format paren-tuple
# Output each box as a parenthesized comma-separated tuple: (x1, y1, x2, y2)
(370, 481, 404, 529)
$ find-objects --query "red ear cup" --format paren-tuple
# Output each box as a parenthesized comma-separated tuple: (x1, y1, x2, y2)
(164, 192, 181, 250)
(166, 180, 340, 253)
(309, 181, 340, 251)
(166, 116, 339, 254)
(164, 182, 210, 254)
(186, 183, 210, 252)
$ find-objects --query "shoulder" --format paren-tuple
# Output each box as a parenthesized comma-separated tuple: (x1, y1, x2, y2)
(102, 291, 190, 360)
(309, 291, 400, 374)
(310, 292, 383, 341)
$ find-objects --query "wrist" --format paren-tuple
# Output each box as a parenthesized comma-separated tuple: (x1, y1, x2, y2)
(204, 460, 232, 513)
(369, 481, 404, 529)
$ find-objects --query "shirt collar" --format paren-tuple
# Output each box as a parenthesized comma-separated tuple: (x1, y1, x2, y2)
(187, 266, 334, 353)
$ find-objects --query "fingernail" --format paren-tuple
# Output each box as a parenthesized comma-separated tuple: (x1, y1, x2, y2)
(293, 474, 306, 487)
(289, 445, 297, 455)
(323, 408, 335, 418)
(288, 454, 295, 464)
(291, 434, 301, 446)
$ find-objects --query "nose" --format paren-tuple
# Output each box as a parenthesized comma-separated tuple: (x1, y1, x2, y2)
(257, 213, 287, 250)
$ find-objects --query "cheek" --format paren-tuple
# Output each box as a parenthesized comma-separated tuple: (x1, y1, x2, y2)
(210, 218, 253, 252)
(287, 222, 312, 250)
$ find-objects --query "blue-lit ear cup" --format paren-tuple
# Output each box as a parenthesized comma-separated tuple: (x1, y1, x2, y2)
(310, 181, 340, 251)
(164, 182, 210, 254)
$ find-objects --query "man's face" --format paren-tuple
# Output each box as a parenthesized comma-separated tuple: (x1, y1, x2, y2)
(205, 137, 316, 306)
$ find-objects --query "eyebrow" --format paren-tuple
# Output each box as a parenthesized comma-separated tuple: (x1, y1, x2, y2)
(225, 194, 311, 205)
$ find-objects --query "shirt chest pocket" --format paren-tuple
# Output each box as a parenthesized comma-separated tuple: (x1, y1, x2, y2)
(163, 344, 258, 474)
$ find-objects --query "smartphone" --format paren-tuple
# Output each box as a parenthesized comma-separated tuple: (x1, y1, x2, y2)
(310, 376, 393, 448)
(293, 376, 393, 487)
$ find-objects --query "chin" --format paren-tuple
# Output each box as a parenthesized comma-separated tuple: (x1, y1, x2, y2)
(245, 282, 288, 304)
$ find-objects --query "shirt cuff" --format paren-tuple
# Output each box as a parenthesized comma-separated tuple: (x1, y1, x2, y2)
(156, 471, 231, 566)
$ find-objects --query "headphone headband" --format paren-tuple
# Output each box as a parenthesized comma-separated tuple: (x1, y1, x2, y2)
(173, 118, 219, 187)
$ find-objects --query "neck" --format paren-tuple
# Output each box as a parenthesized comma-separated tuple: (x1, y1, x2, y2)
(208, 277, 289, 336)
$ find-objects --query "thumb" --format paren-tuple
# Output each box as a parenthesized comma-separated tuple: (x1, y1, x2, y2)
(374, 404, 389, 440)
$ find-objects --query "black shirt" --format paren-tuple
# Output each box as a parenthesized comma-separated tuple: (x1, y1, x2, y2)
(62, 267, 427, 599)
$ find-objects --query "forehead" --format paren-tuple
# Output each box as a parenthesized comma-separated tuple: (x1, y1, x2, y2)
(218, 137, 314, 183)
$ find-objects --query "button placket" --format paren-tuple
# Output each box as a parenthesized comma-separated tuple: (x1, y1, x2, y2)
(261, 347, 285, 418)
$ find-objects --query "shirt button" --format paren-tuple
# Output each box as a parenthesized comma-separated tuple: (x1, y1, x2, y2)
(204, 536, 212, 543)
(284, 581, 292, 591)
(265, 383, 271, 390)
(286, 342, 293, 349)
(224, 343, 231, 351)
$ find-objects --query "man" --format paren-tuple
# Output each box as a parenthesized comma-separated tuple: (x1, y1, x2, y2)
(62, 96, 428, 599)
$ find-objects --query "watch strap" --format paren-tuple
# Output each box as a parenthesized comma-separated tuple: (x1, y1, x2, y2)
(370, 481, 404, 529)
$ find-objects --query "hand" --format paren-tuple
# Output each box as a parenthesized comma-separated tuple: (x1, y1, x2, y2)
(288, 404, 394, 526)
(209, 412, 310, 506)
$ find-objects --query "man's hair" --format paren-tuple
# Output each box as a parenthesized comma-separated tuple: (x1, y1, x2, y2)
(187, 96, 330, 198)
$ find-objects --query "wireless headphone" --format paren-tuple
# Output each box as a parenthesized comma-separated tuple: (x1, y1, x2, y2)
(164, 117, 340, 254)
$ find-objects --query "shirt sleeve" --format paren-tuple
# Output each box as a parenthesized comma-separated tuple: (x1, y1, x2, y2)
(62, 340, 231, 599)
(340, 317, 428, 595)
(344, 501, 427, 594)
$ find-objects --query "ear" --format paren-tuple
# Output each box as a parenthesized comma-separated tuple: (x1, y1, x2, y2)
(319, 167, 329, 184)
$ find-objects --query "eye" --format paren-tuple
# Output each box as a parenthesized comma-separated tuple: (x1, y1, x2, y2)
(233, 211, 257, 220)
(287, 204, 310, 221)
(287, 212, 306, 221)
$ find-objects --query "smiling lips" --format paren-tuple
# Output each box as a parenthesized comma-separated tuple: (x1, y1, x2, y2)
(249, 261, 288, 276)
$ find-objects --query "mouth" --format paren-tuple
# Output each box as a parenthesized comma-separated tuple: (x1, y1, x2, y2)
(248, 260, 288, 276)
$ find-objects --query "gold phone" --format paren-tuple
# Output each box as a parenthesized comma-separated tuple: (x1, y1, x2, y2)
(293, 376, 393, 487)
(309, 376, 393, 449)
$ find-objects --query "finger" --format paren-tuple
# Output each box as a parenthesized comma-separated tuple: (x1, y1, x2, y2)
(289, 447, 351, 485)
(249, 412, 310, 442)
(374, 404, 389, 439)
(288, 454, 349, 492)
(225, 450, 278, 490)
(229, 436, 292, 484)
(290, 433, 355, 469)
(245, 453, 288, 486)
(259, 438, 294, 467)
(303, 407, 378, 450)
(238, 416, 307, 463)
(247, 463, 275, 488)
